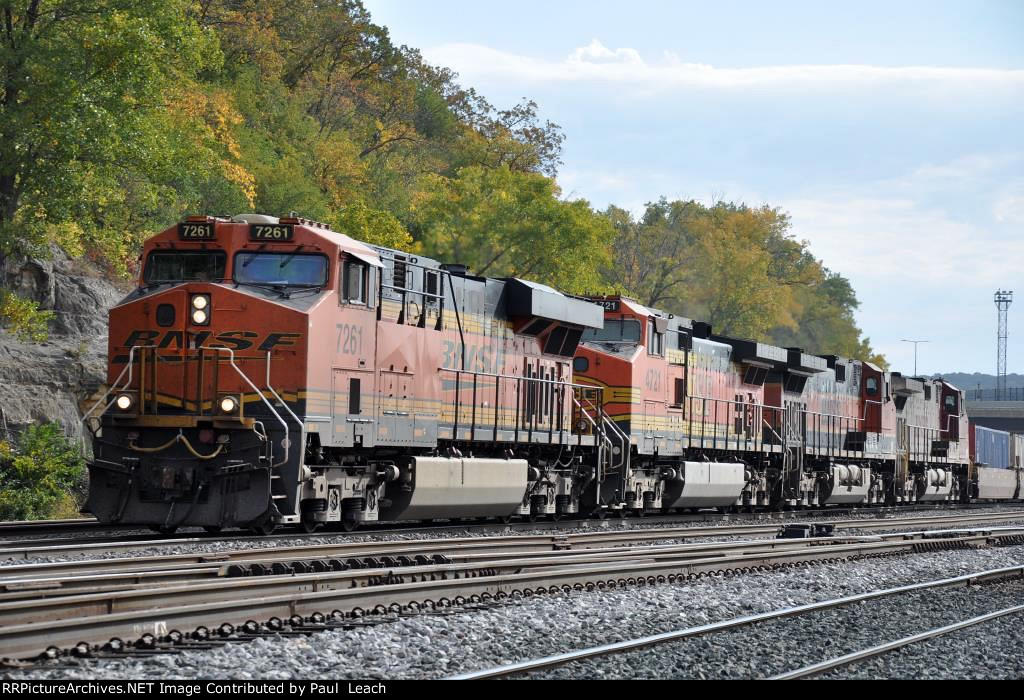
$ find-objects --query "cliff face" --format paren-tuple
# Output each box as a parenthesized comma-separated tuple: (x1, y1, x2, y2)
(0, 251, 128, 440)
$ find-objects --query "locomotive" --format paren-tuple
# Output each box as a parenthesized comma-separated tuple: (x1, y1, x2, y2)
(82, 215, 1021, 533)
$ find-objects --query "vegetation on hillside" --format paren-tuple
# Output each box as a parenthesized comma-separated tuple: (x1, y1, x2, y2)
(0, 423, 85, 520)
(0, 0, 883, 364)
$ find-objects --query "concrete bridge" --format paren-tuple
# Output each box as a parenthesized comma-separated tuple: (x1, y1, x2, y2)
(965, 388, 1024, 432)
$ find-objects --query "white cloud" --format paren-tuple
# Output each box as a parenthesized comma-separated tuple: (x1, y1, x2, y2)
(911, 154, 1019, 181)
(425, 39, 1024, 93)
(786, 197, 1013, 283)
(993, 183, 1024, 224)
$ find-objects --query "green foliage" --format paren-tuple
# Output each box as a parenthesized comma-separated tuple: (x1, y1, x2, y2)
(0, 289, 54, 342)
(0, 1, 226, 270)
(413, 166, 614, 293)
(604, 198, 885, 364)
(0, 423, 85, 521)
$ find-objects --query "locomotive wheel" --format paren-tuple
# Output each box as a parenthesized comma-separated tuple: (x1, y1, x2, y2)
(203, 526, 222, 535)
(300, 518, 322, 534)
(250, 520, 276, 536)
(550, 513, 563, 522)
(150, 525, 178, 536)
(340, 512, 360, 532)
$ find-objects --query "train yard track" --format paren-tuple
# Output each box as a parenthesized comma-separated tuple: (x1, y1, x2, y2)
(0, 501, 1012, 546)
(451, 566, 1024, 680)
(3, 511, 1024, 665)
(2, 507, 1023, 567)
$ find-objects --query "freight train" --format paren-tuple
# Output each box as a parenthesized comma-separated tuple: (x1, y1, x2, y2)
(81, 215, 1022, 533)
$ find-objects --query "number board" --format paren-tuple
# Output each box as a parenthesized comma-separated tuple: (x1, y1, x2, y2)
(596, 299, 620, 312)
(178, 222, 215, 240)
(250, 224, 294, 241)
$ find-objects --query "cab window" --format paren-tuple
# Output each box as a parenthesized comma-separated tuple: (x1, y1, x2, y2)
(582, 320, 641, 343)
(343, 259, 368, 304)
(647, 318, 664, 356)
(944, 394, 958, 413)
(865, 377, 879, 396)
(144, 251, 226, 283)
(233, 252, 328, 287)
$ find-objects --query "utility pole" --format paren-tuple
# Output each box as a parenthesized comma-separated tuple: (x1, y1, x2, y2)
(995, 290, 1013, 400)
(901, 339, 928, 376)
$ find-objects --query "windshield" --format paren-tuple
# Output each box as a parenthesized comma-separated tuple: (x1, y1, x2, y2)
(143, 251, 226, 284)
(233, 252, 328, 287)
(582, 319, 642, 343)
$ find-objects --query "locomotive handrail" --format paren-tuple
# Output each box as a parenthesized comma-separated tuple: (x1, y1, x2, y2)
(265, 351, 302, 429)
(571, 391, 614, 482)
(198, 346, 291, 468)
(939, 412, 963, 436)
(860, 398, 883, 422)
(80, 344, 152, 437)
(762, 418, 784, 444)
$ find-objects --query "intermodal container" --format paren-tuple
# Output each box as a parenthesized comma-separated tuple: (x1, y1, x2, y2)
(974, 424, 1011, 469)
(1011, 433, 1024, 469)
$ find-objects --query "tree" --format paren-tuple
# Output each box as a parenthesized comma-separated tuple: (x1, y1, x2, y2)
(604, 198, 701, 306)
(0, 422, 84, 520)
(0, 1, 227, 266)
(603, 198, 885, 364)
(412, 165, 614, 293)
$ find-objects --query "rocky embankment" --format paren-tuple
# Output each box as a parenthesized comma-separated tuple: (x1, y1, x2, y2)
(0, 251, 128, 440)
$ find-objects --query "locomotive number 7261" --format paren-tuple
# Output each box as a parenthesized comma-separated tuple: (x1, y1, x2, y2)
(336, 323, 364, 355)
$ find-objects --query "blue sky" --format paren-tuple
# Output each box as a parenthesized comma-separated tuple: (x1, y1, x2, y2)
(364, 0, 1024, 377)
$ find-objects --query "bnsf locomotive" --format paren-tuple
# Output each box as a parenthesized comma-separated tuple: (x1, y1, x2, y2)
(82, 215, 1021, 533)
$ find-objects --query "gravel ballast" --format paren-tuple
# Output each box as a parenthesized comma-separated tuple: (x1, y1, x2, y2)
(8, 544, 1024, 680)
(820, 607, 1024, 680)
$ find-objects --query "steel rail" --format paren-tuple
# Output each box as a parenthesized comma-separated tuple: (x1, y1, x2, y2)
(4, 508, 1023, 561)
(0, 502, 1012, 543)
(0, 531, 941, 596)
(3, 510, 1023, 580)
(447, 565, 1024, 679)
(2, 531, 1022, 660)
(771, 603, 1024, 679)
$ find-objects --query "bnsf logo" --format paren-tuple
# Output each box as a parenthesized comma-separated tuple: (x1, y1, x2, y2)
(115, 330, 301, 357)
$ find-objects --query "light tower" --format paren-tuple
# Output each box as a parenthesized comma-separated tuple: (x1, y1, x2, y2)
(995, 290, 1013, 400)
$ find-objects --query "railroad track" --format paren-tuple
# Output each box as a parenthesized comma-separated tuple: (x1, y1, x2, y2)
(0, 501, 1012, 546)
(772, 604, 1024, 679)
(2, 523, 1023, 663)
(450, 566, 1024, 680)
(2, 508, 1023, 568)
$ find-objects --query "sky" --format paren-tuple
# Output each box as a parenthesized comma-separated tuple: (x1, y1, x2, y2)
(364, 0, 1024, 376)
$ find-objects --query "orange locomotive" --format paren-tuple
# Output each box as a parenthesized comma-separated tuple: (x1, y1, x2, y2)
(573, 295, 980, 513)
(84, 215, 606, 533)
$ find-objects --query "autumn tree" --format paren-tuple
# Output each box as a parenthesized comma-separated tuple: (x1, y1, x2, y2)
(0, 0, 228, 266)
(603, 199, 884, 365)
(412, 166, 614, 293)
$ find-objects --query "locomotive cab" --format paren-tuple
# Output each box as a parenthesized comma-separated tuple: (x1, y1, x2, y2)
(84, 214, 377, 533)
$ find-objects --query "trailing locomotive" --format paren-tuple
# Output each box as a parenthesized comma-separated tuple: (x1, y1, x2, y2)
(82, 214, 1021, 533)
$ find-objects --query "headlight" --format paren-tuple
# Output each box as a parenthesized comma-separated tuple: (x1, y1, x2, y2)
(191, 295, 209, 310)
(115, 393, 134, 411)
(191, 308, 208, 325)
(218, 396, 238, 414)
